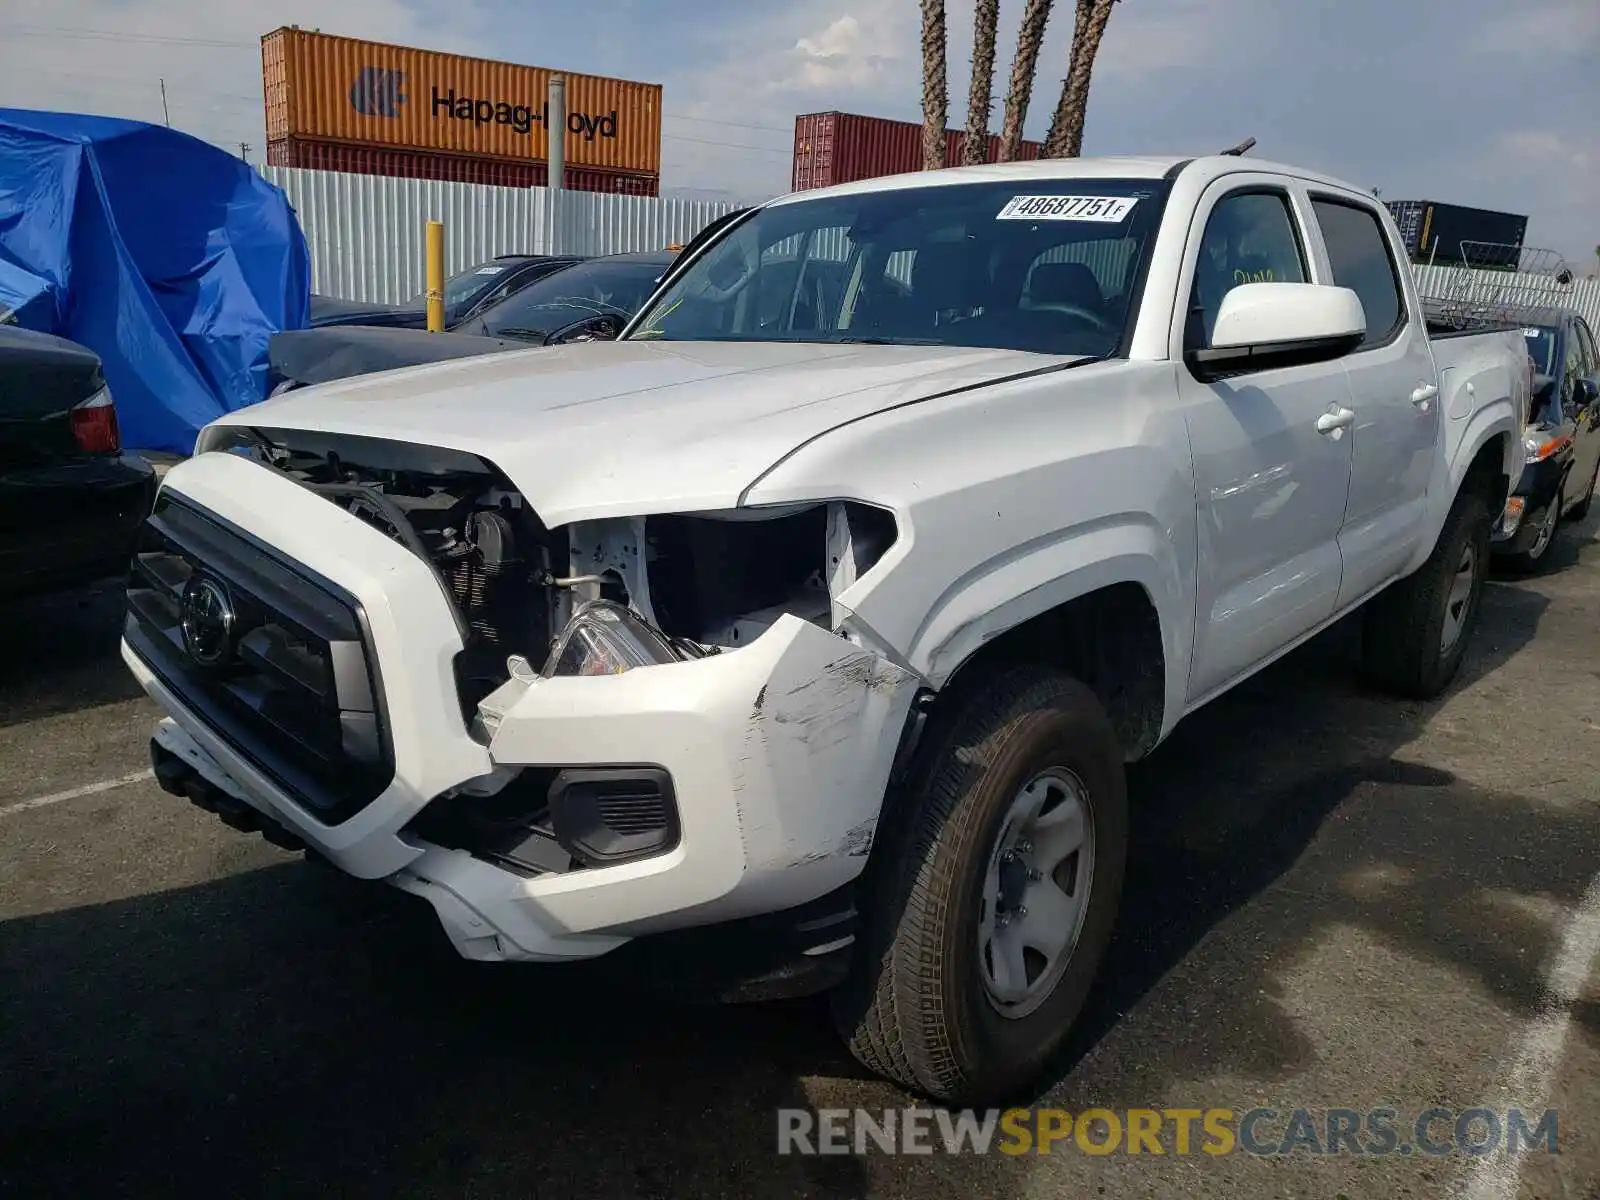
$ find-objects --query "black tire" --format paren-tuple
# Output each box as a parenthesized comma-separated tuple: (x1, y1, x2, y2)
(832, 665, 1128, 1105)
(1362, 486, 1491, 698)
(1502, 484, 1563, 575)
(1566, 460, 1598, 522)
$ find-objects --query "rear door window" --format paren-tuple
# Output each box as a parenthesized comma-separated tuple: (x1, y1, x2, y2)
(1310, 199, 1406, 347)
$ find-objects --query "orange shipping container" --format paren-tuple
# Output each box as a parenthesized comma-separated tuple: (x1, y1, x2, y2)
(261, 26, 661, 175)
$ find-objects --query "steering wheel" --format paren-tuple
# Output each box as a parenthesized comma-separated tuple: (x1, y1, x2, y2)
(1031, 302, 1118, 335)
(696, 259, 757, 304)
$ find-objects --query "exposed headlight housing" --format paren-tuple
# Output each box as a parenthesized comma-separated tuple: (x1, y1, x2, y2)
(541, 600, 684, 678)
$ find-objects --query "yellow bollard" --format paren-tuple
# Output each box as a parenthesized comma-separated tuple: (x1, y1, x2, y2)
(424, 220, 445, 332)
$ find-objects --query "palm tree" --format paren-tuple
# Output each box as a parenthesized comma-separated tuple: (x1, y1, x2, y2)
(920, 0, 949, 172)
(999, 0, 1054, 162)
(1044, 0, 1119, 158)
(962, 0, 1001, 166)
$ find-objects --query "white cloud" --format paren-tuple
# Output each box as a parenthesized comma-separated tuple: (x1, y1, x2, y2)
(1467, 0, 1600, 59)
(789, 14, 904, 92)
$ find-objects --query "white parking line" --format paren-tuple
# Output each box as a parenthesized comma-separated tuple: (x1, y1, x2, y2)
(0, 769, 155, 818)
(1462, 872, 1600, 1200)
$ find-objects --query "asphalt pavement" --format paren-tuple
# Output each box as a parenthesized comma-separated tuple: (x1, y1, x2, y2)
(2, 517, 1597, 1199)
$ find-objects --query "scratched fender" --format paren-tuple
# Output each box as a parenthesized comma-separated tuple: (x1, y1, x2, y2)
(479, 614, 918, 941)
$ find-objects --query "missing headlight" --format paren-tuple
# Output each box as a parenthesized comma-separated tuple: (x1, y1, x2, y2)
(644, 501, 898, 648)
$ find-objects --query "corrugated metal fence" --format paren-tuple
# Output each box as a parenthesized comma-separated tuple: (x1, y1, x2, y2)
(265, 167, 740, 304)
(268, 166, 1600, 330)
(1413, 264, 1600, 331)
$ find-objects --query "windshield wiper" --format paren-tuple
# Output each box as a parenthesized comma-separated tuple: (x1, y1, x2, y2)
(486, 327, 550, 343)
(833, 335, 943, 346)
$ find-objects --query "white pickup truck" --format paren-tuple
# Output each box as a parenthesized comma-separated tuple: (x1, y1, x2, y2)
(125, 155, 1528, 1104)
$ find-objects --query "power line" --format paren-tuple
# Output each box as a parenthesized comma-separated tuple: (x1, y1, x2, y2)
(663, 113, 792, 136)
(2, 65, 261, 107)
(660, 132, 791, 156)
(0, 21, 256, 49)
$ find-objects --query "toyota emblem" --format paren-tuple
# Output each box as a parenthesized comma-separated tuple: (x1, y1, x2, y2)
(180, 575, 236, 667)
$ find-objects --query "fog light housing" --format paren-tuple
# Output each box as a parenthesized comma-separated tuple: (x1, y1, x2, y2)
(549, 767, 680, 865)
(1500, 496, 1526, 537)
(542, 600, 683, 678)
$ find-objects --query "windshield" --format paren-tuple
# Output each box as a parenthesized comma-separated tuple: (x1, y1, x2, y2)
(477, 258, 669, 340)
(628, 178, 1167, 356)
(1523, 325, 1557, 377)
(403, 259, 528, 316)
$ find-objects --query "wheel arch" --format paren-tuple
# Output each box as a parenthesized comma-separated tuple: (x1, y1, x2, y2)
(904, 519, 1185, 764)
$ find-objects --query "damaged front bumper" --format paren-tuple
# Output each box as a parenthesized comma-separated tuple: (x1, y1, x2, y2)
(124, 452, 918, 963)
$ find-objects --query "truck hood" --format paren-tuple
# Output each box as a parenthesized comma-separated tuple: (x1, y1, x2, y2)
(208, 339, 1072, 526)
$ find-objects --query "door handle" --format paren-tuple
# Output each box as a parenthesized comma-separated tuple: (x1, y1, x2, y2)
(1316, 408, 1356, 435)
(1411, 383, 1440, 409)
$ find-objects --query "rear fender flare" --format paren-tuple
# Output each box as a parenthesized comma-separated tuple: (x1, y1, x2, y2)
(1411, 400, 1519, 575)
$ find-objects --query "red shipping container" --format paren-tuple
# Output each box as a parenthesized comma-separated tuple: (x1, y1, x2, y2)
(792, 111, 1044, 191)
(266, 137, 660, 196)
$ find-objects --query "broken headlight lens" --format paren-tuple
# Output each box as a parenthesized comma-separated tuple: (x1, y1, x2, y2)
(542, 600, 684, 678)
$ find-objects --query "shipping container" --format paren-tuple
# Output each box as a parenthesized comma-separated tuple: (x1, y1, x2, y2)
(266, 137, 660, 195)
(792, 111, 1044, 191)
(262, 27, 662, 175)
(1384, 199, 1528, 269)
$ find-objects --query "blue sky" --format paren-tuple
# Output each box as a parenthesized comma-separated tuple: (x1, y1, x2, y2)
(0, 0, 1595, 262)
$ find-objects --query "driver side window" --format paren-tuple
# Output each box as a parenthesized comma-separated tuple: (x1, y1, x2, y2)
(1188, 191, 1308, 346)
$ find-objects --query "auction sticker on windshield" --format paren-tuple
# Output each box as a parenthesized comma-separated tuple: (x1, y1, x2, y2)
(997, 195, 1139, 222)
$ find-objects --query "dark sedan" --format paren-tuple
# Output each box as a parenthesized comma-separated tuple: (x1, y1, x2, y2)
(307, 254, 585, 331)
(1493, 308, 1600, 571)
(0, 327, 156, 600)
(270, 251, 678, 392)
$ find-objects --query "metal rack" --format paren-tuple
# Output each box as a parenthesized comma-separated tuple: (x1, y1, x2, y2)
(1421, 243, 1580, 331)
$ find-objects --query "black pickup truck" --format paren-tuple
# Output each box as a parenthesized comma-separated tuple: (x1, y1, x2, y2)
(0, 326, 156, 600)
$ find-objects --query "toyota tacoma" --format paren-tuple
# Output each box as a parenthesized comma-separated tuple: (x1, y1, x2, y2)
(124, 155, 1529, 1104)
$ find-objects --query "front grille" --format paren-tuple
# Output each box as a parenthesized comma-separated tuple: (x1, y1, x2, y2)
(124, 494, 392, 823)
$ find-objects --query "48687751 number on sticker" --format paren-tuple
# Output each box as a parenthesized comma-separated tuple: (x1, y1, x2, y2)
(995, 194, 1139, 222)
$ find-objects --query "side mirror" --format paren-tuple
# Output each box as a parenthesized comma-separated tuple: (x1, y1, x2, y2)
(1575, 378, 1599, 411)
(1188, 282, 1366, 381)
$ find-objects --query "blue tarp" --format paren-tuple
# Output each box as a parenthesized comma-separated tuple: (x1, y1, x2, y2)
(0, 109, 310, 454)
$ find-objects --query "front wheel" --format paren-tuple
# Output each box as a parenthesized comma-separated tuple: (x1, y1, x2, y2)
(833, 666, 1128, 1105)
(1361, 487, 1491, 698)
(1503, 485, 1562, 574)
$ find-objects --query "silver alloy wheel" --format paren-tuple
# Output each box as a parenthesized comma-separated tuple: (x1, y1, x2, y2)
(1440, 542, 1477, 654)
(978, 767, 1096, 1019)
(1527, 496, 1560, 561)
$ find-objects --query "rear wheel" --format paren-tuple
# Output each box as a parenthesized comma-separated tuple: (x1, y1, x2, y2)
(833, 666, 1128, 1105)
(1362, 486, 1490, 698)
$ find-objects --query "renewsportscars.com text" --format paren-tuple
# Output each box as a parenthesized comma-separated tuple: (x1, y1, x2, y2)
(776, 1106, 1560, 1158)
